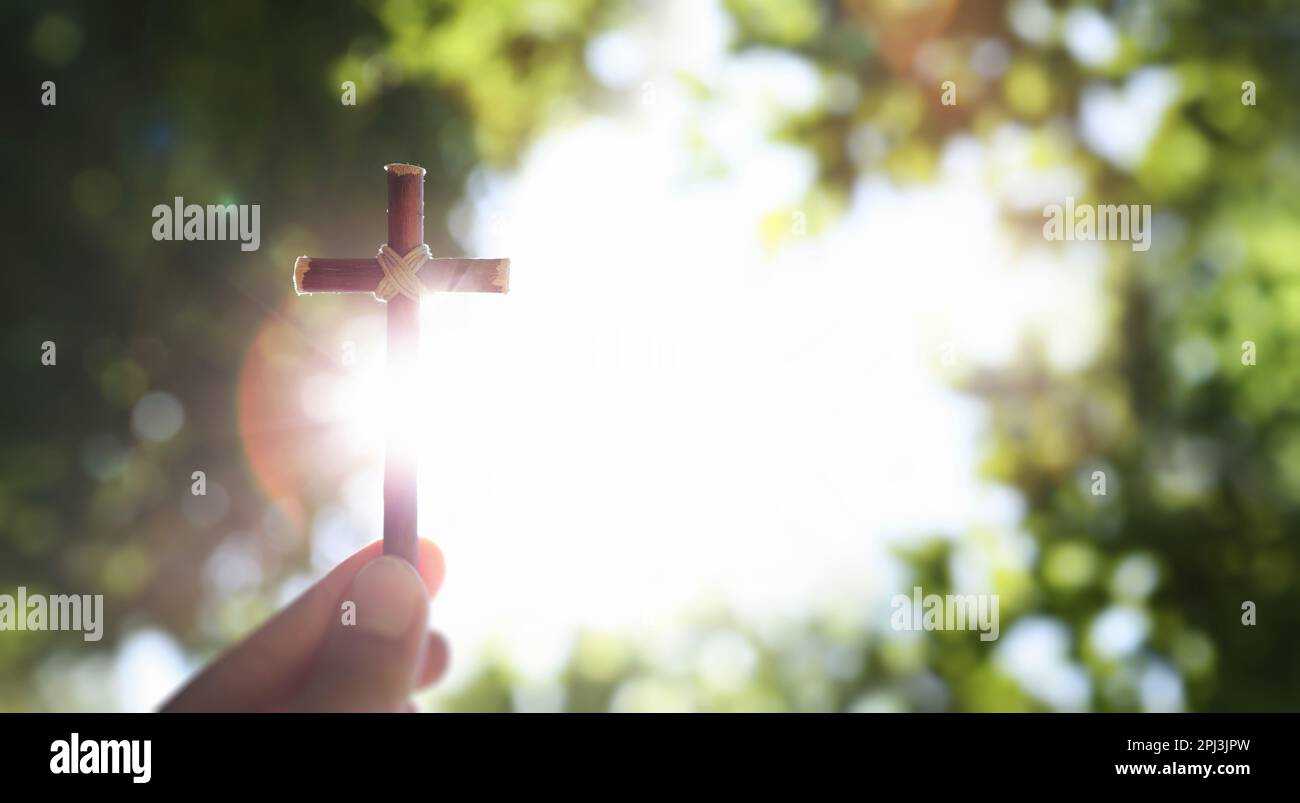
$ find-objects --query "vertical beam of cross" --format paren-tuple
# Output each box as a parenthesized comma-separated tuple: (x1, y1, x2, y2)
(382, 164, 423, 564)
(292, 163, 510, 565)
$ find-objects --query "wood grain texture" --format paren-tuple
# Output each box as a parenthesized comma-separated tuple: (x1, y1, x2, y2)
(382, 166, 423, 565)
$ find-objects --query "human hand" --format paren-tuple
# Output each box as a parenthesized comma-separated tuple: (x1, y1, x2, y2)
(162, 539, 447, 712)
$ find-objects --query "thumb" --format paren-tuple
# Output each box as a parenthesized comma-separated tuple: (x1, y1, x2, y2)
(291, 555, 430, 712)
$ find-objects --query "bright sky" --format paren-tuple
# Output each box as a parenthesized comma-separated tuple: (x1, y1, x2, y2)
(395, 1, 1060, 689)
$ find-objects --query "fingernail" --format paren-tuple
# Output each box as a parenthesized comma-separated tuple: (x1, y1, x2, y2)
(349, 556, 426, 639)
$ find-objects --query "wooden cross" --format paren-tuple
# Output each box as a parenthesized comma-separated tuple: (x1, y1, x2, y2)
(292, 163, 509, 565)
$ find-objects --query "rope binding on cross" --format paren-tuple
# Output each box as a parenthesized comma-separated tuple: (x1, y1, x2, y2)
(374, 243, 433, 302)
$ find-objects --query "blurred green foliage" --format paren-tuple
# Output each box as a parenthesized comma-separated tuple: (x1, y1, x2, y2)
(3, 0, 1299, 711)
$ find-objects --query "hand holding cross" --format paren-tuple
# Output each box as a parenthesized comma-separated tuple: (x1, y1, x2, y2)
(293, 163, 509, 565)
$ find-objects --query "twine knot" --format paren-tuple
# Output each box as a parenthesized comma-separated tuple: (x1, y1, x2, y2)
(375, 243, 432, 302)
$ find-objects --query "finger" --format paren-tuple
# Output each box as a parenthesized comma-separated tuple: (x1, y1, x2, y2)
(161, 539, 444, 712)
(289, 555, 430, 712)
(415, 631, 450, 689)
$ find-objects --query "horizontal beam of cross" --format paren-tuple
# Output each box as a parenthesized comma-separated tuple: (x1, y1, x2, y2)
(293, 256, 510, 295)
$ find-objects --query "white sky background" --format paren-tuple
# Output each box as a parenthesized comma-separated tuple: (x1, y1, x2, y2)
(91, 0, 1184, 711)
(403, 0, 1061, 687)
